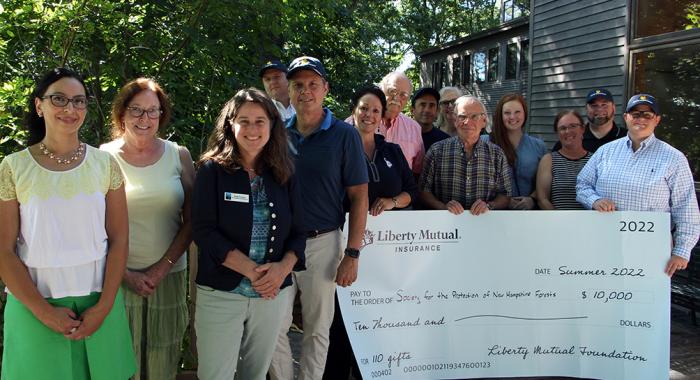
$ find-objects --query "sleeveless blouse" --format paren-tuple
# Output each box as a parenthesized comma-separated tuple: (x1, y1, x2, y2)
(101, 139, 187, 272)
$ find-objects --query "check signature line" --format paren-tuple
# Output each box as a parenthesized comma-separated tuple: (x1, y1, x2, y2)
(454, 315, 588, 322)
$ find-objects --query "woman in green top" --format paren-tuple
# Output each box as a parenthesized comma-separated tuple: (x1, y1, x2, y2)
(101, 78, 195, 380)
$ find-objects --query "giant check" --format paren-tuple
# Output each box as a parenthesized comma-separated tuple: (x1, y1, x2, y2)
(339, 211, 671, 380)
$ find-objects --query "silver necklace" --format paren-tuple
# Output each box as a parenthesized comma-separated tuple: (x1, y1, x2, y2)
(39, 142, 85, 165)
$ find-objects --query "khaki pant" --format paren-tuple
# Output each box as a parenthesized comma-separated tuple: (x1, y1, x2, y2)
(195, 285, 290, 380)
(269, 230, 343, 380)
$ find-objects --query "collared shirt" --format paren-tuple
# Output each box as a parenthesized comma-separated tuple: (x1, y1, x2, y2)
(576, 134, 700, 259)
(287, 108, 368, 231)
(481, 133, 546, 197)
(347, 113, 425, 174)
(552, 121, 627, 153)
(273, 99, 296, 122)
(420, 136, 512, 208)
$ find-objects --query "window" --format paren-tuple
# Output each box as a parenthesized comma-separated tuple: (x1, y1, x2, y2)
(462, 54, 471, 86)
(630, 0, 700, 180)
(439, 61, 447, 88)
(631, 43, 700, 179)
(432, 62, 440, 87)
(474, 52, 486, 83)
(501, 0, 528, 22)
(505, 43, 518, 80)
(520, 40, 529, 71)
(487, 47, 499, 82)
(452, 56, 461, 86)
(635, 0, 699, 38)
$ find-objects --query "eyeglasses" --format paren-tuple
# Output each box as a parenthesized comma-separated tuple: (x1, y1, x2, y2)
(628, 111, 656, 120)
(387, 88, 410, 100)
(439, 99, 456, 107)
(127, 106, 163, 119)
(456, 113, 486, 123)
(556, 123, 582, 132)
(41, 94, 89, 109)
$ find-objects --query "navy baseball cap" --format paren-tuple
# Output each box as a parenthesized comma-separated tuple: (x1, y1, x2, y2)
(287, 56, 327, 80)
(586, 88, 614, 103)
(626, 94, 659, 114)
(411, 87, 440, 107)
(259, 60, 287, 78)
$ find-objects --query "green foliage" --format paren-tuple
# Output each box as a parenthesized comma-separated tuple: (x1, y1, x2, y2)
(0, 0, 502, 161)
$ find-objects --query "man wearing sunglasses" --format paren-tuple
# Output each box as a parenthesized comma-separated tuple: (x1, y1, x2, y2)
(577, 94, 700, 277)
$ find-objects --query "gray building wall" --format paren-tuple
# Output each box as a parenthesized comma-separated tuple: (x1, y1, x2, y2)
(527, 0, 628, 147)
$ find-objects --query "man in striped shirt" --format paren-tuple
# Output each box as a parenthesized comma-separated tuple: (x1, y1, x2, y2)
(419, 96, 512, 215)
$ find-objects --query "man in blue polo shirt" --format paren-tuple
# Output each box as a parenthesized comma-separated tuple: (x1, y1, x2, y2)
(269, 56, 369, 380)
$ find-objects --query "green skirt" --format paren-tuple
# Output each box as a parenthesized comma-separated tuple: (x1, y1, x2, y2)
(1, 289, 136, 380)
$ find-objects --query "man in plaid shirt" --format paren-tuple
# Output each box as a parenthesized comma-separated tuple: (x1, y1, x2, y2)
(419, 96, 512, 215)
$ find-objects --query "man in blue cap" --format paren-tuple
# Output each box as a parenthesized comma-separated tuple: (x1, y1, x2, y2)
(269, 56, 368, 380)
(553, 88, 627, 152)
(259, 60, 295, 120)
(577, 93, 699, 277)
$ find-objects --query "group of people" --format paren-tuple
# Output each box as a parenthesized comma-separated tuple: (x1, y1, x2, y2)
(0, 54, 697, 380)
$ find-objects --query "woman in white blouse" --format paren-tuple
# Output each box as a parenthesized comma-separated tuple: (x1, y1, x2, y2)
(0, 68, 135, 379)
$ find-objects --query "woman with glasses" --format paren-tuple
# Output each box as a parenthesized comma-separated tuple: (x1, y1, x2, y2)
(101, 78, 195, 379)
(324, 86, 417, 380)
(535, 110, 590, 210)
(577, 94, 699, 277)
(192, 88, 305, 379)
(0, 68, 135, 379)
(435, 86, 462, 136)
(486, 93, 546, 209)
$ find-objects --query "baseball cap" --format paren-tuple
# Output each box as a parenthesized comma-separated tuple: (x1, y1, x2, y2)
(258, 60, 288, 78)
(287, 56, 327, 80)
(586, 89, 614, 104)
(411, 87, 440, 107)
(626, 94, 659, 114)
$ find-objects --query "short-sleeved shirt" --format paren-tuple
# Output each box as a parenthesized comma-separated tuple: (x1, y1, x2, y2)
(513, 134, 546, 196)
(552, 121, 627, 153)
(481, 133, 546, 196)
(420, 136, 512, 208)
(287, 108, 368, 231)
(421, 127, 450, 153)
(0, 146, 123, 298)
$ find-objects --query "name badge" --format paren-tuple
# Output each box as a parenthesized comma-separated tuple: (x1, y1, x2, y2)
(224, 192, 249, 203)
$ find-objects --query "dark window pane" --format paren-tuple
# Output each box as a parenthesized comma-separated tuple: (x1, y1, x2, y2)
(520, 40, 529, 70)
(635, 0, 699, 38)
(474, 52, 486, 83)
(452, 56, 461, 86)
(632, 42, 700, 180)
(488, 47, 499, 82)
(440, 61, 447, 87)
(506, 43, 518, 80)
(462, 54, 471, 86)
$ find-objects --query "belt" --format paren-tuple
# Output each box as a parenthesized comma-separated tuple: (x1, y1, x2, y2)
(307, 227, 337, 238)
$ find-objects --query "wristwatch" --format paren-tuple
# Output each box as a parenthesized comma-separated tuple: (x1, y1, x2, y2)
(392, 197, 399, 208)
(344, 247, 360, 259)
